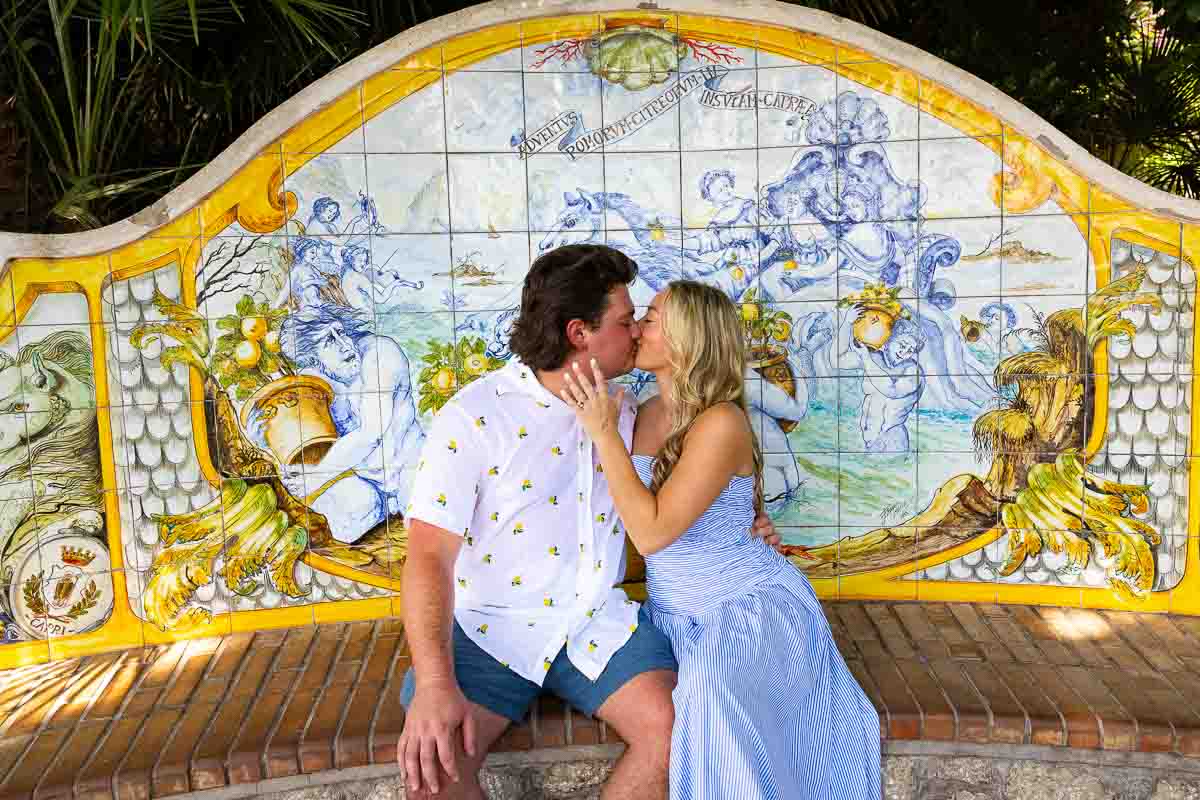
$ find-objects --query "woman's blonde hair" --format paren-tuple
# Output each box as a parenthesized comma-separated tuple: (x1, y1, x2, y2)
(650, 280, 764, 512)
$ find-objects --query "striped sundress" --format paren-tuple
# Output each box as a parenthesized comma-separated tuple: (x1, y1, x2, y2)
(633, 455, 881, 800)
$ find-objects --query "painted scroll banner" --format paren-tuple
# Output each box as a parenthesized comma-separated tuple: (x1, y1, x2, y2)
(514, 65, 817, 159)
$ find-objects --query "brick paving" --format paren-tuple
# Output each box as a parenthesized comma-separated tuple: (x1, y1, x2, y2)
(5, 601, 1200, 798)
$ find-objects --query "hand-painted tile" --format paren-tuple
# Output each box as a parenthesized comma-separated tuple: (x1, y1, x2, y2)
(448, 153, 528, 233)
(195, 234, 289, 321)
(445, 70, 525, 153)
(363, 73, 445, 153)
(528, 153, 605, 233)
(680, 67, 758, 151)
(682, 148, 758, 229)
(366, 154, 449, 234)
(919, 136, 1003, 219)
(447, 233, 530, 311)
(602, 152, 683, 233)
(835, 64, 919, 142)
(283, 155, 370, 238)
(920, 216, 1003, 300)
(840, 452, 917, 529)
(1001, 215, 1089, 297)
(599, 78, 681, 152)
(770, 452, 839, 527)
(367, 234, 454, 313)
(756, 65, 836, 149)
(521, 72, 603, 161)
(520, 15, 602, 73)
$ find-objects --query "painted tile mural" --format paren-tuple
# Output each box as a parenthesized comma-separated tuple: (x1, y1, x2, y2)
(2, 10, 1200, 664)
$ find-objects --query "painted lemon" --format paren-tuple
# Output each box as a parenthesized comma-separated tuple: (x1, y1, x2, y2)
(431, 367, 457, 396)
(783, 259, 798, 271)
(464, 352, 489, 375)
(770, 319, 793, 341)
(241, 316, 267, 341)
(740, 303, 760, 322)
(731, 266, 745, 281)
(234, 339, 261, 368)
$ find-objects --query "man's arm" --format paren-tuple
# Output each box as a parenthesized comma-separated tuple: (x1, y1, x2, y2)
(398, 519, 476, 794)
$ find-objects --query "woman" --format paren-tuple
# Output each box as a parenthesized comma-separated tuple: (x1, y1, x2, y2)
(561, 280, 881, 800)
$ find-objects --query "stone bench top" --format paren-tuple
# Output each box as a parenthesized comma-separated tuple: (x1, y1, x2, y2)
(4, 600, 1200, 799)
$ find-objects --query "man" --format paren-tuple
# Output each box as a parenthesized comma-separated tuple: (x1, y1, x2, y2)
(398, 244, 780, 799)
(277, 305, 425, 541)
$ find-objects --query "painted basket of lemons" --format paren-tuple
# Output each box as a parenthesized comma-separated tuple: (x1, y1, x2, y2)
(740, 287, 800, 432)
(217, 298, 338, 467)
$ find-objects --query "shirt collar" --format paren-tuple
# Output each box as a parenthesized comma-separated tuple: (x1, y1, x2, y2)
(494, 358, 559, 404)
(494, 358, 638, 416)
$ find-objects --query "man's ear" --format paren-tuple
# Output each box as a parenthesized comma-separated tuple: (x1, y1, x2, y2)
(564, 319, 589, 349)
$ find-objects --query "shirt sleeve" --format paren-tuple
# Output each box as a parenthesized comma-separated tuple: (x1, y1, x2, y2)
(406, 401, 481, 537)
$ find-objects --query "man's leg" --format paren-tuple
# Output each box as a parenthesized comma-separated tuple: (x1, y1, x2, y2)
(402, 701, 509, 800)
(546, 606, 678, 800)
(593, 669, 676, 800)
(399, 622, 539, 800)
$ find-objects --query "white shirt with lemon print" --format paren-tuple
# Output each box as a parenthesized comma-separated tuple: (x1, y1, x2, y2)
(407, 358, 641, 686)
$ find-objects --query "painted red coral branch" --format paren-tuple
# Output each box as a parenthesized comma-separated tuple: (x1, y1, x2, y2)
(529, 38, 586, 69)
(682, 39, 743, 65)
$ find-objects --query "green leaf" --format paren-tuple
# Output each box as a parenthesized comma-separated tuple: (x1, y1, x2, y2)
(235, 296, 255, 317)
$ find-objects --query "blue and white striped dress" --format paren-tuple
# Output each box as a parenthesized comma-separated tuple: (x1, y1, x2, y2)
(633, 455, 881, 800)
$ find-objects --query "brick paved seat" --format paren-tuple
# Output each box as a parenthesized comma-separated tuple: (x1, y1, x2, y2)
(5, 601, 1200, 799)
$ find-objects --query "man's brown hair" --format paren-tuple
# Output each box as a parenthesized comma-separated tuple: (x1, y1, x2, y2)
(507, 244, 638, 371)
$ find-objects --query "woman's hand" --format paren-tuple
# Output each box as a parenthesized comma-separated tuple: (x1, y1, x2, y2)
(561, 359, 625, 441)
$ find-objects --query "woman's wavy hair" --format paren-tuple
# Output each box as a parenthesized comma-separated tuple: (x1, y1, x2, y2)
(507, 244, 638, 371)
(650, 280, 764, 513)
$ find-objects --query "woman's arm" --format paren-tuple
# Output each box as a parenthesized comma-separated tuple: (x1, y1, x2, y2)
(564, 361, 751, 555)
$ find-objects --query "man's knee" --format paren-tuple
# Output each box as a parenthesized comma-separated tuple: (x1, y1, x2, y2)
(596, 669, 676, 745)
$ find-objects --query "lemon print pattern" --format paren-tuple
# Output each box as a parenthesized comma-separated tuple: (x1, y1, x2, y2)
(457, 577, 468, 588)
(548, 546, 560, 556)
(490, 511, 499, 521)
(436, 493, 447, 507)
(521, 479, 532, 491)
(475, 416, 486, 428)
(588, 640, 599, 652)
(518, 426, 528, 439)
(549, 495, 558, 506)
(477, 624, 488, 635)
(513, 522, 524, 535)
(543, 657, 552, 671)
(596, 513, 606, 523)
(511, 576, 522, 586)
(448, 439, 457, 453)
(544, 597, 554, 607)
(488, 466, 499, 476)
(551, 446, 563, 456)
(483, 553, 493, 564)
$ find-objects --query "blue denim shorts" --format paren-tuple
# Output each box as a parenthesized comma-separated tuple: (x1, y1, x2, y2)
(400, 605, 677, 722)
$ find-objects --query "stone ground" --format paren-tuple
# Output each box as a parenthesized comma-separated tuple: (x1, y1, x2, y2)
(168, 751, 1200, 800)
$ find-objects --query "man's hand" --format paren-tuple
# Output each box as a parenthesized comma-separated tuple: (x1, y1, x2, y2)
(752, 512, 784, 553)
(397, 680, 477, 794)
